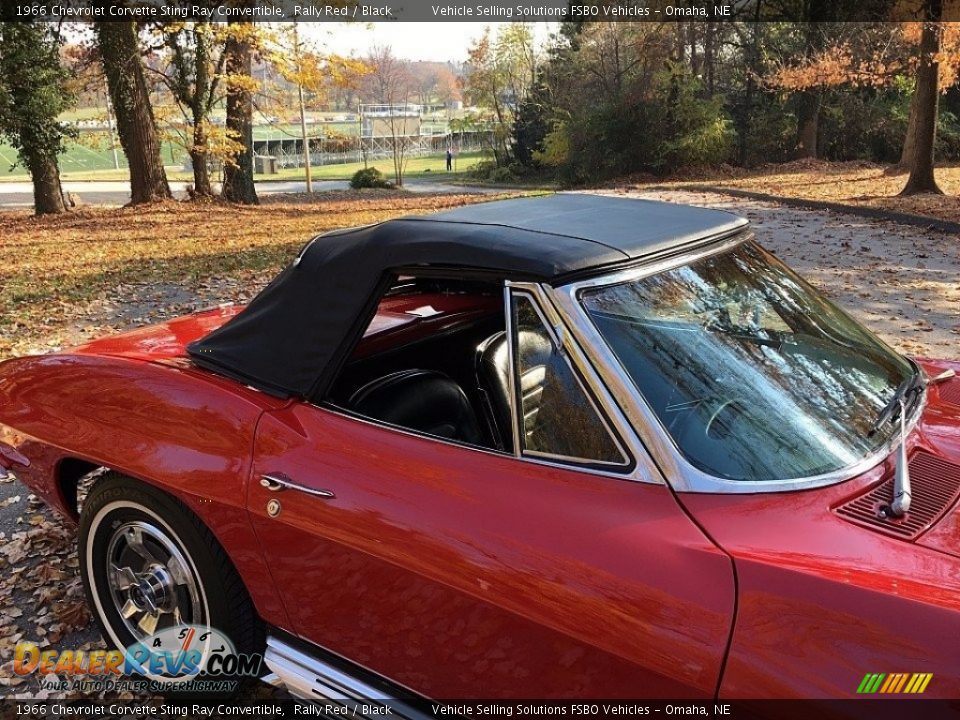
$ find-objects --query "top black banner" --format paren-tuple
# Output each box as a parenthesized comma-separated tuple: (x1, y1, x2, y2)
(0, 0, 960, 23)
(3, 0, 960, 23)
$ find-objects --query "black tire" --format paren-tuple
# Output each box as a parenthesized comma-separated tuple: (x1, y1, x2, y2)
(78, 472, 264, 695)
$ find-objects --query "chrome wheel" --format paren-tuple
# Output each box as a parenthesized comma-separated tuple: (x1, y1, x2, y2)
(80, 474, 262, 689)
(105, 520, 203, 640)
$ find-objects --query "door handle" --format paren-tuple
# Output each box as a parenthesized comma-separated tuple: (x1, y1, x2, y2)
(260, 473, 336, 499)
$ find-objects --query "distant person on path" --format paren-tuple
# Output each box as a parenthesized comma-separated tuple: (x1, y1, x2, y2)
(446, 148, 453, 172)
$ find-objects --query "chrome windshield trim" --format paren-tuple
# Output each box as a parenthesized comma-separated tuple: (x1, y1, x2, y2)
(549, 231, 925, 494)
(567, 228, 751, 292)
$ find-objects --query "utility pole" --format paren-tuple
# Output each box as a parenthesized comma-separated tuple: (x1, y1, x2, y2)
(294, 24, 313, 193)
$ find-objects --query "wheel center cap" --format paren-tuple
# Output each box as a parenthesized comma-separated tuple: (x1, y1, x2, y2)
(130, 567, 171, 613)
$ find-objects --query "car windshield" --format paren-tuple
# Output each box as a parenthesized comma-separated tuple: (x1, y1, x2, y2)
(580, 240, 915, 482)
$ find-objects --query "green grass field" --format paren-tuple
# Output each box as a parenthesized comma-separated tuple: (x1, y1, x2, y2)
(0, 138, 485, 183)
(0, 121, 358, 181)
(267, 151, 485, 182)
(0, 133, 188, 180)
(0, 122, 481, 182)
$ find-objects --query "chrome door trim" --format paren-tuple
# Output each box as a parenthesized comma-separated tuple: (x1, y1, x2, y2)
(502, 284, 523, 459)
(315, 401, 656, 482)
(547, 234, 928, 494)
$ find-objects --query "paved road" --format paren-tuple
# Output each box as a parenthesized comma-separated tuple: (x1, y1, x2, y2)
(0, 178, 496, 207)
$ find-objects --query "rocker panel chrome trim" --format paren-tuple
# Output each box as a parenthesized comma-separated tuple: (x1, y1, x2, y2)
(264, 636, 431, 720)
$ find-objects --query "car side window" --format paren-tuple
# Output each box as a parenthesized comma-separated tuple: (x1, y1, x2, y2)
(510, 293, 627, 467)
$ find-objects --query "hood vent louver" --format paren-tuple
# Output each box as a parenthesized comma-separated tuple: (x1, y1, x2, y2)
(835, 452, 960, 540)
(940, 379, 960, 407)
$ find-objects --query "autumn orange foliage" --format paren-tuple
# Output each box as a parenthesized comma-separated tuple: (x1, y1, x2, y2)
(766, 23, 960, 92)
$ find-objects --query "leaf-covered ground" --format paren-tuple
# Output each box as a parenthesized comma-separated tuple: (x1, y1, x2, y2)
(0, 190, 518, 360)
(639, 159, 960, 226)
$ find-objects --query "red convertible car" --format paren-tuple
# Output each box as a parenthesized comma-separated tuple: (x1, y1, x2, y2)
(1, 194, 959, 703)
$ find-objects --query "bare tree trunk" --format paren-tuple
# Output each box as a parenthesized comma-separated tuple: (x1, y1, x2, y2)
(294, 25, 313, 194)
(298, 82, 313, 193)
(901, 6, 943, 196)
(28, 153, 67, 215)
(396, 141, 404, 187)
(687, 22, 699, 79)
(704, 22, 716, 96)
(791, 13, 829, 160)
(95, 21, 172, 204)
(736, 13, 761, 166)
(221, 20, 258, 204)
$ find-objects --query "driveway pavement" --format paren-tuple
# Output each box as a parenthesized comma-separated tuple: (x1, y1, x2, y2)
(0, 178, 497, 208)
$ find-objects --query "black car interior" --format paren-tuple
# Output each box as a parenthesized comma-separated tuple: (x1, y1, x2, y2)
(348, 369, 485, 446)
(475, 330, 554, 452)
(327, 278, 619, 463)
(328, 279, 517, 452)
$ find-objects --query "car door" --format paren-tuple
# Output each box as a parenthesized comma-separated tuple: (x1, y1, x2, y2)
(247, 286, 736, 699)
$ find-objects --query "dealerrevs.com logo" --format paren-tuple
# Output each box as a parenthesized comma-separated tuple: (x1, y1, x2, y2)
(857, 672, 934, 695)
(13, 624, 262, 694)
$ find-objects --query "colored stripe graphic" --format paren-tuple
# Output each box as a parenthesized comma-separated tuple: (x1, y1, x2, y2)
(858, 672, 932, 694)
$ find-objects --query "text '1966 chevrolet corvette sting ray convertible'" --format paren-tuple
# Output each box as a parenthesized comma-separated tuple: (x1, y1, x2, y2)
(0, 194, 959, 704)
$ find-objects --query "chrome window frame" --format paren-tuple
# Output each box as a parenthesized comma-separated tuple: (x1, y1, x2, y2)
(546, 230, 926, 494)
(505, 282, 663, 484)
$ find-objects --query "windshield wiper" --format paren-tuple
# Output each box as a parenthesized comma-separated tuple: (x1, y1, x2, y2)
(872, 368, 956, 519)
(703, 317, 783, 350)
(870, 371, 924, 437)
(871, 370, 924, 519)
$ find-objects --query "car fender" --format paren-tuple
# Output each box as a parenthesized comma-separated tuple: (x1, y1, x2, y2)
(0, 352, 291, 630)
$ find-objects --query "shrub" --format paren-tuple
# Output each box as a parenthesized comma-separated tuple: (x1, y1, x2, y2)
(467, 160, 522, 184)
(467, 160, 498, 179)
(489, 166, 518, 183)
(349, 167, 392, 189)
(534, 122, 570, 168)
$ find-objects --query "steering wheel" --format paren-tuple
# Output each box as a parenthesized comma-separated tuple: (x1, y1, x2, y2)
(704, 399, 747, 440)
(671, 396, 747, 448)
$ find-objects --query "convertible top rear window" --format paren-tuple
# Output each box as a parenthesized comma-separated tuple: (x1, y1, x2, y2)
(581, 241, 913, 482)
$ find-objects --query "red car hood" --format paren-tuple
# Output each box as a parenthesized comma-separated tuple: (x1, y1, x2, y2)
(72, 305, 244, 363)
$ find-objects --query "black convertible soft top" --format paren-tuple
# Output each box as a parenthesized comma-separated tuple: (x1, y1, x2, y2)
(188, 194, 747, 398)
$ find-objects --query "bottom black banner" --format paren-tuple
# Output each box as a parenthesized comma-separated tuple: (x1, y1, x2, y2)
(1, 699, 959, 720)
